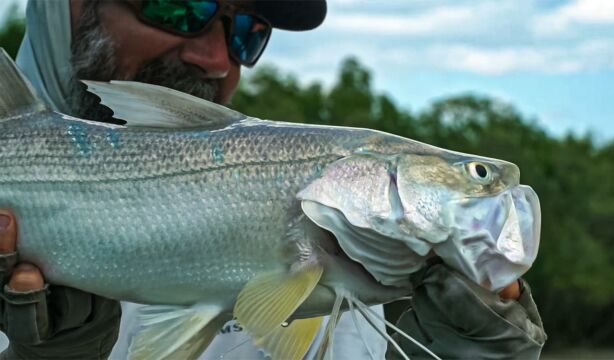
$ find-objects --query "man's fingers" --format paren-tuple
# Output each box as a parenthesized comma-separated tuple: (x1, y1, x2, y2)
(0, 209, 17, 253)
(8, 263, 45, 292)
(0, 210, 46, 291)
(498, 280, 521, 300)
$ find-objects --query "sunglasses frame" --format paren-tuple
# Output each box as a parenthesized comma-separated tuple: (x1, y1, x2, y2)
(128, 0, 272, 67)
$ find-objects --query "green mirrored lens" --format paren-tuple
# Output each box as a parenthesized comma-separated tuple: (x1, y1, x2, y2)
(142, 0, 218, 33)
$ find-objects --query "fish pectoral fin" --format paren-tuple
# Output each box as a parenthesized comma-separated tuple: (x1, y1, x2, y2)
(256, 317, 323, 360)
(234, 265, 324, 358)
(82, 80, 246, 129)
(128, 304, 226, 360)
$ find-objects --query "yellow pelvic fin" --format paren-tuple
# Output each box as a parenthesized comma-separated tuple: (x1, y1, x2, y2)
(234, 264, 324, 347)
(255, 317, 323, 360)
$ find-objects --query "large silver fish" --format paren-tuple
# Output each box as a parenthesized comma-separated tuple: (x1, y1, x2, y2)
(0, 49, 540, 359)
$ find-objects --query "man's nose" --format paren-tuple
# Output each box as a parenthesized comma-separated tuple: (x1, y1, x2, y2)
(179, 20, 232, 78)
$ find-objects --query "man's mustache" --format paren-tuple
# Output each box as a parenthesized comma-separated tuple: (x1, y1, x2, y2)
(133, 58, 220, 102)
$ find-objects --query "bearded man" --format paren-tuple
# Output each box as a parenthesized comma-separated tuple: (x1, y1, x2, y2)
(0, 1, 546, 359)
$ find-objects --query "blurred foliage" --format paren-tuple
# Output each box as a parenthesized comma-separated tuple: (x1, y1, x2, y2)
(232, 57, 614, 349)
(0, 3, 25, 59)
(2, 6, 613, 349)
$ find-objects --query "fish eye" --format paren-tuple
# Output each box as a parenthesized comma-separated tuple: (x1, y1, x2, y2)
(467, 162, 493, 183)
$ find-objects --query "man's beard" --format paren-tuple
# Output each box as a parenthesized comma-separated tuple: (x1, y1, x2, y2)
(69, 1, 219, 123)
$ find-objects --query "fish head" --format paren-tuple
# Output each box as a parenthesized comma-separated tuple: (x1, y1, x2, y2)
(392, 152, 519, 243)
(395, 152, 540, 291)
(298, 150, 540, 294)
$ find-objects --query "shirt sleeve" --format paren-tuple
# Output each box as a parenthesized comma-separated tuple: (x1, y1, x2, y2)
(387, 260, 546, 360)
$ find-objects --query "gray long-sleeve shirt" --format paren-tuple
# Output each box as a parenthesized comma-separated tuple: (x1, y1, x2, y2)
(388, 260, 546, 360)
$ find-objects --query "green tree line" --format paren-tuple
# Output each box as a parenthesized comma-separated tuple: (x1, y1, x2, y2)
(2, 6, 613, 349)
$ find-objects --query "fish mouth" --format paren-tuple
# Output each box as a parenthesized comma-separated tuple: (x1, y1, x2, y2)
(434, 185, 541, 291)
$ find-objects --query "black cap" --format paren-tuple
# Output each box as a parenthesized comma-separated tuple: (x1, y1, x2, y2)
(254, 0, 327, 31)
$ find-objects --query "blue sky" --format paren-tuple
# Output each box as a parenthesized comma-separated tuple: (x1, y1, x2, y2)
(2, 0, 614, 141)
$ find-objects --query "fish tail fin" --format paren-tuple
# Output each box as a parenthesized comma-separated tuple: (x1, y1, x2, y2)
(0, 48, 47, 120)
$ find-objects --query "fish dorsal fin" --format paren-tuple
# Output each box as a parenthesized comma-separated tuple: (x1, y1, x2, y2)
(0, 48, 47, 120)
(234, 265, 323, 359)
(128, 304, 226, 360)
(82, 80, 246, 129)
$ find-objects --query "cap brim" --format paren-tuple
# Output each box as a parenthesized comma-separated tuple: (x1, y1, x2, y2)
(254, 0, 327, 31)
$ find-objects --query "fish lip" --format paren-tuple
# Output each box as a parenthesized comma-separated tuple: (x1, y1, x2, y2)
(435, 184, 541, 291)
(480, 185, 541, 289)
(491, 185, 540, 265)
(516, 185, 541, 263)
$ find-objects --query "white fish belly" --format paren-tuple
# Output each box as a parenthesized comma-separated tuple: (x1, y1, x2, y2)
(3, 164, 316, 305)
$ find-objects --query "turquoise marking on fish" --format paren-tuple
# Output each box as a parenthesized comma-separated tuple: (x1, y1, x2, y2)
(67, 123, 92, 156)
(106, 129, 121, 149)
(276, 171, 285, 187)
(312, 163, 323, 177)
(211, 143, 224, 163)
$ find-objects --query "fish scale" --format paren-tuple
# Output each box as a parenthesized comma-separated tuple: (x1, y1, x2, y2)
(0, 113, 367, 306)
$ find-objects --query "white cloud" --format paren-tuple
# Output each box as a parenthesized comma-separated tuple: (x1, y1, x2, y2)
(264, 1, 614, 139)
(323, 1, 536, 39)
(533, 0, 614, 35)
(327, 6, 474, 36)
(268, 38, 614, 77)
(429, 45, 577, 74)
(268, 0, 614, 76)
(410, 40, 614, 74)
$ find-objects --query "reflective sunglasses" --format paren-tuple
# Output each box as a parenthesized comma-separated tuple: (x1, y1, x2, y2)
(131, 0, 272, 67)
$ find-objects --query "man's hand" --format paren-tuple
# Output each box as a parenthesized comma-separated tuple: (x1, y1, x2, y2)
(426, 251, 522, 300)
(498, 279, 521, 300)
(0, 210, 45, 293)
(388, 260, 546, 360)
(0, 209, 121, 360)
